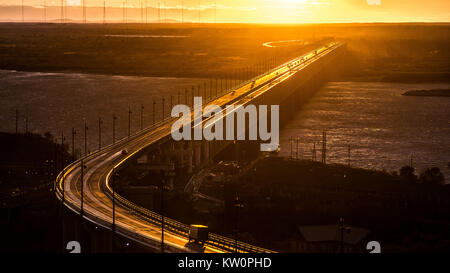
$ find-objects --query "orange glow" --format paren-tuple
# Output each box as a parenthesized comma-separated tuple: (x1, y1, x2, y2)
(0, 0, 448, 23)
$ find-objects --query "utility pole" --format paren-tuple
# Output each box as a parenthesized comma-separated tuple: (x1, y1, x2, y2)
(103, 0, 106, 24)
(141, 0, 143, 23)
(198, 0, 200, 23)
(158, 2, 161, 23)
(140, 104, 144, 131)
(312, 143, 316, 161)
(162, 97, 165, 121)
(98, 117, 102, 150)
(209, 79, 212, 100)
(203, 82, 207, 99)
(152, 100, 156, 125)
(84, 121, 88, 156)
(214, 0, 216, 23)
(234, 193, 244, 253)
(321, 130, 326, 164)
(44, 0, 46, 23)
(71, 128, 76, 159)
(15, 109, 18, 134)
(111, 168, 117, 252)
(290, 137, 293, 159)
(122, 1, 126, 23)
(125, 0, 128, 23)
(83, 0, 86, 23)
(112, 114, 117, 144)
(160, 175, 165, 253)
(128, 106, 132, 138)
(347, 145, 350, 167)
(21, 0, 24, 23)
(145, 0, 148, 23)
(61, 132, 65, 172)
(80, 160, 85, 218)
(181, 1, 184, 23)
(338, 217, 350, 253)
(25, 113, 28, 134)
(61, 165, 65, 253)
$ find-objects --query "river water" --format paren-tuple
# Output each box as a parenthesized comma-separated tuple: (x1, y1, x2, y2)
(1, 71, 449, 180)
(278, 82, 450, 181)
(0, 70, 206, 157)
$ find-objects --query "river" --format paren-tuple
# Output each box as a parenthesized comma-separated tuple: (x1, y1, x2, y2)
(278, 81, 450, 181)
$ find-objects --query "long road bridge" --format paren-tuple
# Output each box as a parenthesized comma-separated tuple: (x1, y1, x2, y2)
(55, 41, 346, 253)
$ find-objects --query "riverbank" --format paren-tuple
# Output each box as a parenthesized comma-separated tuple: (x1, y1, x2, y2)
(0, 23, 448, 82)
(402, 89, 450, 97)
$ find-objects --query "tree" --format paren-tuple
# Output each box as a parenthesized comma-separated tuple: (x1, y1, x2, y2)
(419, 167, 445, 185)
(399, 165, 417, 183)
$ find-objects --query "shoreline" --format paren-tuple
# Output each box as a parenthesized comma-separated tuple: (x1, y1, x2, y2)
(402, 89, 450, 97)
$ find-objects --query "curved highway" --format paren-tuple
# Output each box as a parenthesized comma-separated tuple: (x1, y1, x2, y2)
(55, 41, 344, 253)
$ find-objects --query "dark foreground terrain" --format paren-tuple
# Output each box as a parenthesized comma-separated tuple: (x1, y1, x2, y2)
(117, 156, 450, 252)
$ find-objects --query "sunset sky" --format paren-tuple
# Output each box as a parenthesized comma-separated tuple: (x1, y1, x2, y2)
(0, 0, 448, 23)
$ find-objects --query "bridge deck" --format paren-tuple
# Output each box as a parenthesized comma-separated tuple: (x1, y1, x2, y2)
(55, 41, 344, 253)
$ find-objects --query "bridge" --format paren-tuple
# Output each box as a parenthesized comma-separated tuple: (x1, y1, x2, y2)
(55, 41, 346, 253)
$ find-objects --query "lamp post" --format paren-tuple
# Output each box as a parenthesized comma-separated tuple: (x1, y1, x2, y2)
(84, 121, 88, 156)
(234, 193, 244, 253)
(80, 160, 86, 218)
(162, 97, 165, 121)
(153, 100, 156, 125)
(98, 117, 102, 150)
(71, 128, 76, 159)
(140, 104, 144, 131)
(112, 114, 117, 144)
(111, 168, 119, 252)
(339, 217, 351, 253)
(128, 106, 132, 138)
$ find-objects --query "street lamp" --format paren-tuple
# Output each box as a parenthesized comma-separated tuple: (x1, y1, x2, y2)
(71, 128, 76, 159)
(112, 114, 117, 144)
(234, 193, 244, 253)
(84, 121, 88, 156)
(111, 168, 119, 252)
(98, 117, 103, 150)
(128, 106, 132, 138)
(339, 217, 351, 253)
(80, 160, 87, 218)
(140, 104, 144, 131)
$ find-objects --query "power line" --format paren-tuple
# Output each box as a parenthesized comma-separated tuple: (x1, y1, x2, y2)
(158, 2, 161, 23)
(43, 0, 46, 22)
(83, 0, 86, 23)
